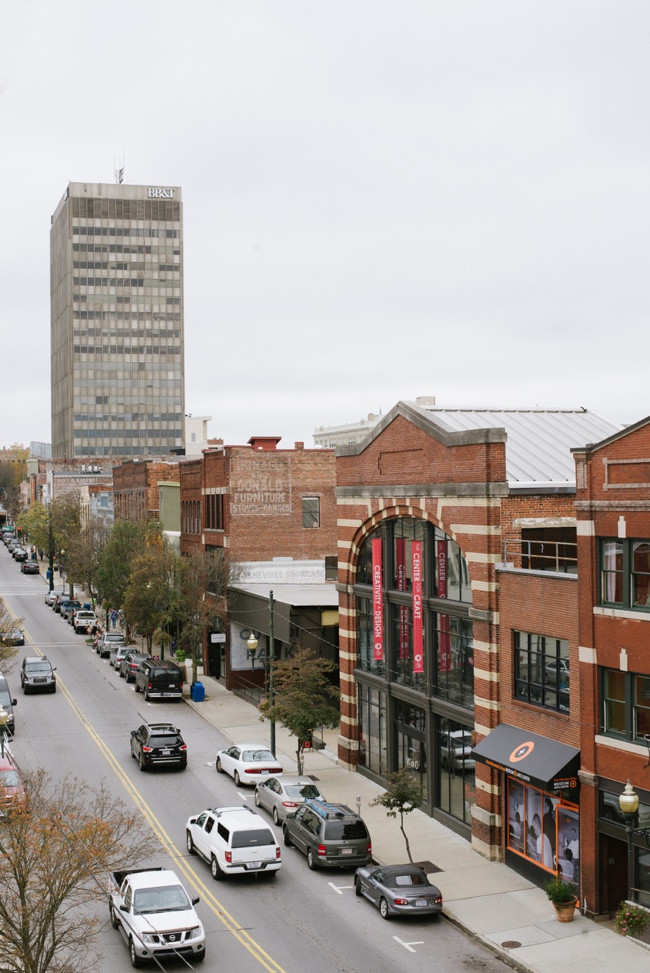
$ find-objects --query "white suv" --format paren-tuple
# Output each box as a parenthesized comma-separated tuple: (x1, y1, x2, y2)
(185, 805, 281, 880)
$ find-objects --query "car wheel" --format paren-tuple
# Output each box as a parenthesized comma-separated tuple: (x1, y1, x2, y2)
(129, 937, 143, 968)
(379, 898, 391, 920)
(51, 685, 56, 694)
(109, 902, 119, 929)
(254, 789, 261, 807)
(234, 770, 241, 787)
(354, 877, 362, 897)
(216, 757, 223, 773)
(138, 752, 146, 772)
(272, 807, 279, 825)
(134, 681, 141, 693)
(186, 831, 195, 855)
(195, 950, 206, 963)
(307, 849, 317, 870)
(211, 856, 223, 880)
(283, 826, 292, 848)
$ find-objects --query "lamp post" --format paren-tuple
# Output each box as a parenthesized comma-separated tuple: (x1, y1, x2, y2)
(619, 779, 640, 900)
(47, 506, 55, 593)
(245, 590, 276, 757)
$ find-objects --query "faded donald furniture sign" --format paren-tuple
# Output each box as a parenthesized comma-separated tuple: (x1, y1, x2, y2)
(231, 455, 292, 516)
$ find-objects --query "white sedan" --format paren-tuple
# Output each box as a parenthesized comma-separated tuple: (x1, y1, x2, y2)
(215, 744, 283, 787)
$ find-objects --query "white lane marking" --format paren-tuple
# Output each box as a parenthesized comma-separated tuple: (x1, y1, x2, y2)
(393, 937, 425, 953)
(328, 882, 354, 894)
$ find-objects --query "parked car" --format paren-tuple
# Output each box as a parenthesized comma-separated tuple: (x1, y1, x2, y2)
(0, 628, 25, 647)
(134, 658, 184, 701)
(44, 590, 57, 606)
(109, 644, 131, 670)
(20, 560, 40, 575)
(120, 650, 150, 683)
(12, 548, 28, 562)
(186, 805, 281, 880)
(73, 610, 98, 634)
(20, 656, 56, 694)
(215, 744, 283, 787)
(130, 721, 187, 771)
(282, 799, 372, 870)
(97, 631, 126, 659)
(59, 600, 82, 622)
(354, 863, 443, 920)
(0, 751, 26, 817)
(0, 672, 17, 737)
(254, 774, 326, 824)
(440, 730, 475, 772)
(53, 594, 67, 613)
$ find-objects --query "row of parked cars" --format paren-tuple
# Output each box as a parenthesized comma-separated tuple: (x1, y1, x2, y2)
(44, 589, 99, 635)
(1, 530, 40, 572)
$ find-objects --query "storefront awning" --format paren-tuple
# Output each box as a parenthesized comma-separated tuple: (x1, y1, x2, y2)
(473, 723, 580, 794)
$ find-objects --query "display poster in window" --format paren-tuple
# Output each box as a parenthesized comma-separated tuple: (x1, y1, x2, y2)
(396, 538, 409, 660)
(437, 540, 451, 671)
(372, 538, 383, 661)
(412, 541, 423, 673)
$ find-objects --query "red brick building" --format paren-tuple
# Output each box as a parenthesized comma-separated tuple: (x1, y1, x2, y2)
(573, 417, 650, 913)
(113, 459, 180, 523)
(335, 400, 618, 897)
(179, 436, 338, 689)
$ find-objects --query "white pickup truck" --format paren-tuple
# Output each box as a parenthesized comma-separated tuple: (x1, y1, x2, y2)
(108, 867, 206, 967)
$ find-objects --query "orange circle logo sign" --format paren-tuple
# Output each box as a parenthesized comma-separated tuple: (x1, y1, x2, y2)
(510, 741, 535, 763)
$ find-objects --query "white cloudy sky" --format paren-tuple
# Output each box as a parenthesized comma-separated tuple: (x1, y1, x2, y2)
(1, 1, 649, 450)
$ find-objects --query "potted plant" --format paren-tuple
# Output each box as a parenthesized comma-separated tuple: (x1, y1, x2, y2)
(545, 877, 578, 922)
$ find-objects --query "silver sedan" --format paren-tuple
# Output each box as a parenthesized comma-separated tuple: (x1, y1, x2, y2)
(254, 775, 326, 824)
(354, 864, 443, 920)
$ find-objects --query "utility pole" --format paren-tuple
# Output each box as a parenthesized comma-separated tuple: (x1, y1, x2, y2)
(269, 590, 275, 757)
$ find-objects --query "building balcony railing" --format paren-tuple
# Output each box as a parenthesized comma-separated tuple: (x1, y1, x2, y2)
(502, 539, 578, 575)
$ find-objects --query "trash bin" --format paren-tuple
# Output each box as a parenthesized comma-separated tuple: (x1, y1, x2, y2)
(191, 681, 205, 702)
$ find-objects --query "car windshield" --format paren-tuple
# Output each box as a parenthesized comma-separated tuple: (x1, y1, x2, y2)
(133, 884, 190, 914)
(394, 873, 427, 887)
(0, 769, 20, 787)
(286, 784, 321, 800)
(244, 749, 275, 762)
(151, 735, 180, 747)
(0, 689, 11, 707)
(231, 828, 275, 849)
(26, 663, 51, 673)
(325, 820, 368, 840)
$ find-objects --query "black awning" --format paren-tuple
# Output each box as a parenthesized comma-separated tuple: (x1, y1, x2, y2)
(473, 723, 580, 794)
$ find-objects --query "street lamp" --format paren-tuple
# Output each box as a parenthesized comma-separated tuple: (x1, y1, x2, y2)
(243, 590, 277, 758)
(619, 780, 640, 900)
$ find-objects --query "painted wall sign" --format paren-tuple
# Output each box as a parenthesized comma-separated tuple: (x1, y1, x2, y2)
(230, 455, 292, 516)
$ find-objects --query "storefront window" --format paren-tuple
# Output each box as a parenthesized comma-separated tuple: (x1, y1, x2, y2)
(389, 603, 426, 690)
(434, 614, 473, 707)
(394, 700, 428, 803)
(506, 778, 579, 886)
(355, 597, 386, 677)
(357, 685, 387, 776)
(439, 718, 475, 826)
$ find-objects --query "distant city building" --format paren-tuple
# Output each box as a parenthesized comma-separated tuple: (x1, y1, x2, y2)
(313, 397, 438, 448)
(29, 442, 52, 460)
(184, 415, 212, 456)
(50, 181, 185, 459)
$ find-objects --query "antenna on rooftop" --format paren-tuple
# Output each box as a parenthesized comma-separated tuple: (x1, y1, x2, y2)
(114, 150, 125, 184)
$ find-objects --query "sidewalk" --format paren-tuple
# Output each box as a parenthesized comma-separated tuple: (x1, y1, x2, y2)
(186, 673, 650, 973)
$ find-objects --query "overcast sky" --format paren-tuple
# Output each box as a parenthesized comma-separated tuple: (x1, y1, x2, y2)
(1, 1, 648, 450)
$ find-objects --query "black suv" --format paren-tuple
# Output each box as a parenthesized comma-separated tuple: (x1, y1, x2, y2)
(130, 722, 187, 772)
(21, 656, 57, 694)
(282, 800, 372, 870)
(134, 658, 184, 701)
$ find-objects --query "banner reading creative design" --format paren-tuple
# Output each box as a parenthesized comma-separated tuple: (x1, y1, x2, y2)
(372, 538, 383, 661)
(412, 540, 423, 673)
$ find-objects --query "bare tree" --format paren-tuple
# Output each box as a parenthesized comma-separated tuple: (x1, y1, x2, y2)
(0, 770, 156, 973)
(0, 596, 23, 670)
(370, 768, 424, 863)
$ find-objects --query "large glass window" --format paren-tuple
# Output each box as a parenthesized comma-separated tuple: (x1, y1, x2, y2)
(439, 718, 475, 826)
(599, 538, 650, 611)
(394, 700, 428, 803)
(507, 779, 578, 885)
(514, 631, 570, 713)
(434, 614, 474, 707)
(355, 598, 385, 678)
(601, 669, 650, 741)
(357, 685, 386, 776)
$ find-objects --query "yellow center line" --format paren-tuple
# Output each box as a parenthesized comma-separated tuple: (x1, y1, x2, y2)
(30, 647, 287, 973)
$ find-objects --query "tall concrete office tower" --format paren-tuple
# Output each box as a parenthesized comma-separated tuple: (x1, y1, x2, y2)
(50, 182, 185, 458)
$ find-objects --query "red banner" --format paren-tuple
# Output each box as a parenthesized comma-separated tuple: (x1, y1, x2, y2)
(396, 538, 409, 659)
(412, 541, 423, 673)
(437, 540, 451, 671)
(372, 538, 383, 661)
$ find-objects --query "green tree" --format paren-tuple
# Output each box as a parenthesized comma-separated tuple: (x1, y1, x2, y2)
(96, 520, 159, 627)
(0, 446, 27, 523)
(0, 770, 156, 973)
(0, 597, 23, 670)
(370, 768, 424, 863)
(16, 502, 49, 554)
(259, 646, 340, 774)
(172, 547, 233, 682)
(123, 544, 176, 654)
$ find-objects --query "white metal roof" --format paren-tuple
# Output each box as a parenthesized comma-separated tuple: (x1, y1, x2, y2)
(229, 583, 339, 607)
(412, 406, 621, 487)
